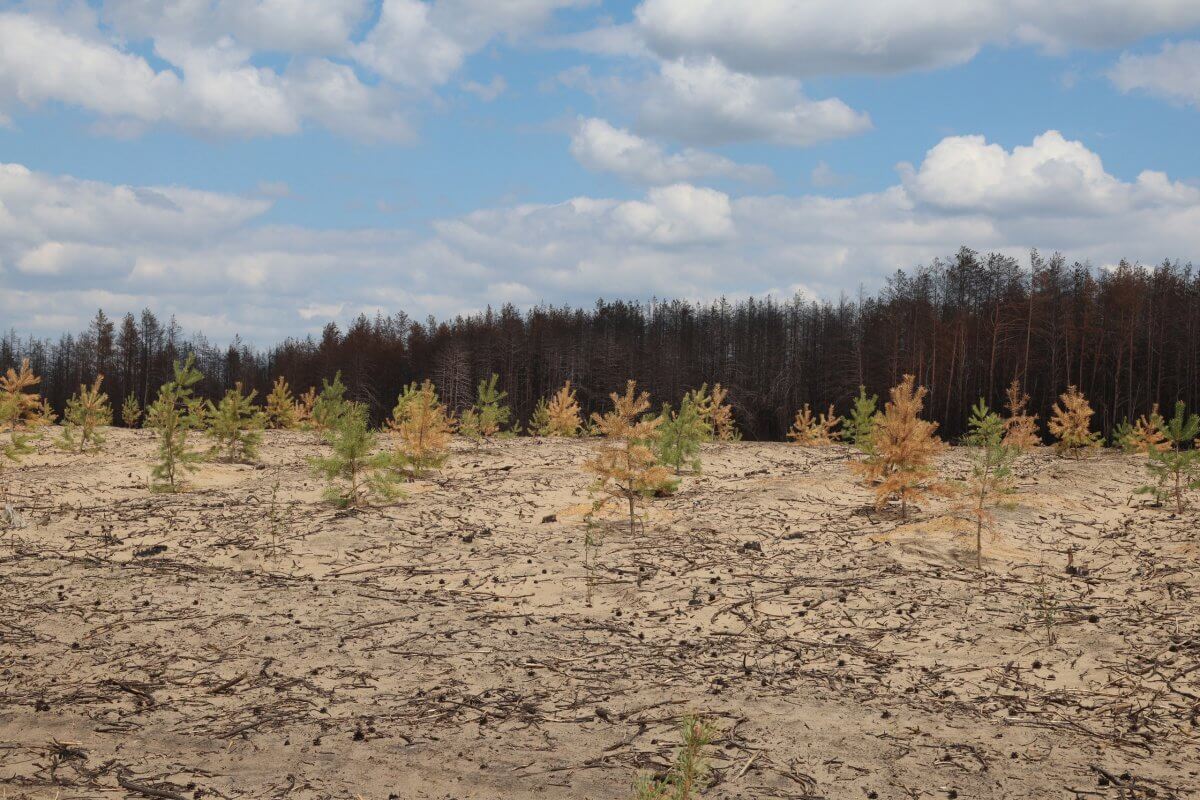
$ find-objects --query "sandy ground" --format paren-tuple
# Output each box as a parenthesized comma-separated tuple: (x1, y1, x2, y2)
(0, 429, 1197, 800)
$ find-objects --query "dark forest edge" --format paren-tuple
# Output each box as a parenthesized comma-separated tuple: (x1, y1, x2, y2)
(3, 247, 1198, 441)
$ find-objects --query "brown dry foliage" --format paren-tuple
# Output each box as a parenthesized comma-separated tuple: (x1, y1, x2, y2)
(0, 359, 54, 429)
(787, 404, 841, 446)
(388, 380, 455, 475)
(1048, 386, 1101, 458)
(545, 380, 582, 437)
(1001, 379, 1040, 451)
(850, 374, 945, 518)
(1124, 405, 1170, 454)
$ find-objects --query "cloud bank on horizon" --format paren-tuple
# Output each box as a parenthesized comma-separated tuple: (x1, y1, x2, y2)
(1, 0, 1198, 340)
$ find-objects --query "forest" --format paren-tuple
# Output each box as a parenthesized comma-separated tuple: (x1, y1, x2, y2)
(4, 247, 1198, 441)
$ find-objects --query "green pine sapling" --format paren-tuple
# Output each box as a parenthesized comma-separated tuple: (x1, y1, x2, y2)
(58, 376, 113, 453)
(633, 716, 714, 800)
(845, 385, 879, 451)
(459, 373, 512, 440)
(959, 398, 1019, 570)
(1136, 401, 1200, 513)
(145, 354, 206, 493)
(656, 395, 710, 476)
(312, 372, 351, 430)
(121, 393, 142, 428)
(311, 404, 404, 508)
(207, 382, 266, 462)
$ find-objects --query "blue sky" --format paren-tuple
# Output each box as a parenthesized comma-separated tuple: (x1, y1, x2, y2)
(1, 1, 1199, 340)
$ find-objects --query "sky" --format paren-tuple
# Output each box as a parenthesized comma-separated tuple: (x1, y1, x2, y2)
(1, 1, 1199, 341)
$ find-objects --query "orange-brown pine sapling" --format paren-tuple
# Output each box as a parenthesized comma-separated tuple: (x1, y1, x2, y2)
(787, 404, 841, 446)
(1048, 386, 1101, 459)
(1001, 379, 1040, 451)
(265, 376, 298, 430)
(58, 376, 113, 453)
(207, 382, 266, 463)
(692, 383, 738, 441)
(958, 399, 1018, 570)
(586, 380, 672, 536)
(295, 387, 317, 429)
(1114, 405, 1169, 454)
(145, 354, 206, 493)
(533, 380, 583, 437)
(121, 393, 142, 428)
(389, 380, 455, 476)
(633, 716, 714, 800)
(0, 390, 33, 510)
(0, 359, 52, 434)
(850, 375, 945, 519)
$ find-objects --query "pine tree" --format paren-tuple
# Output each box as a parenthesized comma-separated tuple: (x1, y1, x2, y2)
(1114, 405, 1169, 454)
(389, 380, 455, 476)
(207, 383, 266, 463)
(311, 404, 404, 508)
(690, 383, 738, 441)
(586, 380, 672, 536)
(851, 375, 945, 519)
(845, 385, 880, 450)
(312, 372, 351, 430)
(58, 376, 113, 453)
(959, 399, 1019, 570)
(265, 376, 297, 430)
(656, 395, 711, 476)
(787, 404, 841, 446)
(1001, 379, 1040, 451)
(121, 394, 142, 428)
(146, 354, 206, 493)
(1135, 401, 1200, 513)
(295, 387, 318, 429)
(1048, 386, 1102, 459)
(0, 390, 33, 508)
(459, 373, 512, 440)
(531, 381, 583, 437)
(0, 359, 52, 433)
(633, 716, 714, 800)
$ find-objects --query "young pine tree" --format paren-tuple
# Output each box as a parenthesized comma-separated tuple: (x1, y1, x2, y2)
(787, 404, 841, 446)
(207, 382, 266, 463)
(1, 391, 33, 508)
(851, 375, 945, 519)
(312, 372, 351, 430)
(58, 376, 113, 453)
(1114, 405, 1169, 454)
(145, 354, 206, 493)
(959, 399, 1019, 570)
(1048, 386, 1102, 459)
(311, 404, 404, 508)
(1001, 379, 1040, 451)
(1135, 401, 1200, 514)
(295, 387, 318, 429)
(656, 395, 711, 476)
(459, 373, 512, 440)
(633, 717, 714, 800)
(121, 393, 142, 428)
(0, 359, 53, 434)
(532, 381, 583, 437)
(389, 380, 455, 476)
(586, 380, 672, 537)
(265, 376, 298, 430)
(845, 385, 880, 451)
(690, 383, 738, 442)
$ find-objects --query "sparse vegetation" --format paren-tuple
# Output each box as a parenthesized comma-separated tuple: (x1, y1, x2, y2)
(787, 403, 841, 446)
(1048, 386, 1101, 459)
(845, 385, 879, 450)
(312, 372, 351, 430)
(145, 354, 206, 493)
(389, 380, 455, 476)
(459, 373, 512, 440)
(207, 382, 266, 463)
(265, 376, 298, 430)
(121, 393, 142, 428)
(531, 381, 582, 437)
(851, 375, 945, 519)
(959, 398, 1018, 569)
(656, 394, 710, 475)
(1114, 405, 1169, 454)
(1001, 379, 1039, 451)
(1135, 401, 1200, 513)
(690, 383, 738, 442)
(311, 403, 404, 508)
(57, 376, 112, 453)
(633, 716, 714, 800)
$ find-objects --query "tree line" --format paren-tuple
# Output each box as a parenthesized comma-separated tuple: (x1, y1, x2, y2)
(3, 247, 1198, 441)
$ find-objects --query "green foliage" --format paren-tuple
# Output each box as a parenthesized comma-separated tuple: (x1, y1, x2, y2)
(529, 397, 551, 436)
(960, 398, 1019, 570)
(207, 382, 266, 463)
(459, 373, 512, 440)
(121, 393, 142, 428)
(57, 376, 113, 453)
(1, 391, 34, 505)
(1135, 401, 1200, 513)
(846, 385, 880, 450)
(311, 404, 405, 508)
(633, 716, 714, 800)
(145, 354, 206, 493)
(312, 372, 351, 430)
(656, 397, 710, 476)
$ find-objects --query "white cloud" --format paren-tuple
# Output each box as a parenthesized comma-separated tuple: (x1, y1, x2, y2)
(3, 131, 1200, 339)
(461, 75, 508, 102)
(633, 58, 871, 146)
(570, 117, 772, 184)
(1110, 40, 1200, 108)
(632, 0, 1200, 78)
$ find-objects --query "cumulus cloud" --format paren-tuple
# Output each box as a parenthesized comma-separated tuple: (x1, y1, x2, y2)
(633, 0, 1200, 78)
(1110, 41, 1200, 108)
(628, 58, 871, 147)
(3, 131, 1200, 339)
(570, 117, 772, 184)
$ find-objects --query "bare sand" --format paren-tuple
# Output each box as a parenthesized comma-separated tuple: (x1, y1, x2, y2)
(1, 430, 1197, 799)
